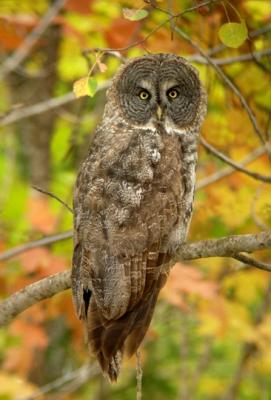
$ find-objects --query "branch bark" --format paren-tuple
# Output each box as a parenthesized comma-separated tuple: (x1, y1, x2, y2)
(0, 271, 71, 326)
(0, 231, 270, 326)
(176, 231, 271, 260)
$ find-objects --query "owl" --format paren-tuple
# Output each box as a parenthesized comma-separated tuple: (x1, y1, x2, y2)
(72, 53, 207, 381)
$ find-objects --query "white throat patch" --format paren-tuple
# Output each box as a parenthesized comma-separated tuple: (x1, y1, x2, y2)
(164, 119, 187, 137)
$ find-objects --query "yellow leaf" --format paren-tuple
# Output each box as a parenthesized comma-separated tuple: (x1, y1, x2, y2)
(73, 77, 89, 98)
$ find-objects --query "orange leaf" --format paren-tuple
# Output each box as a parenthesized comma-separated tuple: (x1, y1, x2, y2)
(65, 0, 93, 14)
(104, 18, 141, 49)
(18, 247, 68, 276)
(27, 195, 57, 234)
(161, 263, 218, 308)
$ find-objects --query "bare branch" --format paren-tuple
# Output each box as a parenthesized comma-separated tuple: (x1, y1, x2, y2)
(0, 0, 67, 79)
(0, 231, 270, 326)
(1, 92, 76, 127)
(0, 231, 73, 262)
(196, 146, 267, 189)
(200, 138, 271, 183)
(220, 49, 271, 67)
(234, 253, 271, 273)
(187, 48, 271, 66)
(0, 271, 71, 326)
(0, 81, 110, 127)
(176, 231, 271, 260)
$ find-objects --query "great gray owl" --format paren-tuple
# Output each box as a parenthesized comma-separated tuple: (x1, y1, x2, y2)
(72, 53, 207, 381)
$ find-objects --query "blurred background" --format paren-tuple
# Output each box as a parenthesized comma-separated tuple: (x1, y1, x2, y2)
(0, 0, 271, 399)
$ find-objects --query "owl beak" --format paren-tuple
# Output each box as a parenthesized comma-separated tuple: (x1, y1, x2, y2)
(156, 105, 162, 120)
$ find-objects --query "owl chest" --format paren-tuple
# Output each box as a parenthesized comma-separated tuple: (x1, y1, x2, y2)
(152, 133, 182, 194)
(82, 129, 183, 216)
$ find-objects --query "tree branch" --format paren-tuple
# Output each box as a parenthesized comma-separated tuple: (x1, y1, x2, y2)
(0, 271, 71, 326)
(200, 138, 271, 183)
(234, 253, 271, 273)
(176, 231, 271, 260)
(187, 48, 271, 66)
(196, 145, 267, 189)
(0, 231, 270, 326)
(0, 92, 76, 127)
(0, 231, 73, 262)
(0, 81, 110, 127)
(0, 0, 67, 79)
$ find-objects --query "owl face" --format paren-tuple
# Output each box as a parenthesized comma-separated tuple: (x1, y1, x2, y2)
(112, 54, 205, 129)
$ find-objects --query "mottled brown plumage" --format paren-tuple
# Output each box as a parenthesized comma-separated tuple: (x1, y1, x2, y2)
(72, 53, 207, 381)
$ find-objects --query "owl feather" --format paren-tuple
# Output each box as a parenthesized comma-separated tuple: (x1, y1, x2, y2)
(72, 54, 207, 381)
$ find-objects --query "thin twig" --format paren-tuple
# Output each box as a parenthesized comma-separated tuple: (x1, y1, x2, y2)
(200, 138, 271, 183)
(32, 186, 73, 213)
(187, 48, 271, 66)
(0, 0, 67, 79)
(196, 146, 267, 189)
(83, 0, 223, 54)
(173, 26, 271, 154)
(234, 253, 271, 273)
(0, 231, 73, 262)
(136, 350, 143, 400)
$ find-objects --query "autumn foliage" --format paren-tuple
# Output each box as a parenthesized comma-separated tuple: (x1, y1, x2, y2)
(0, 0, 271, 399)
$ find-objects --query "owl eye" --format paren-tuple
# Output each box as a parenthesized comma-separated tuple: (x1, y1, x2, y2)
(139, 90, 150, 100)
(167, 89, 179, 99)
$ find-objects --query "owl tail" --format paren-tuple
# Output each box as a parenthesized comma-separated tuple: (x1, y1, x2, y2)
(86, 269, 168, 382)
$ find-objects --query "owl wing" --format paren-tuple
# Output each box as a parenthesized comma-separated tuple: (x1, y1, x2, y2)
(72, 123, 183, 380)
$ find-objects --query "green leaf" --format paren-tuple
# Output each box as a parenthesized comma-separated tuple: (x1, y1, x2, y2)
(73, 77, 98, 98)
(123, 8, 148, 21)
(87, 77, 98, 97)
(218, 20, 248, 48)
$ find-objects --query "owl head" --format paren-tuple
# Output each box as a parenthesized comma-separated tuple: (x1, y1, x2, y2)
(107, 53, 207, 132)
